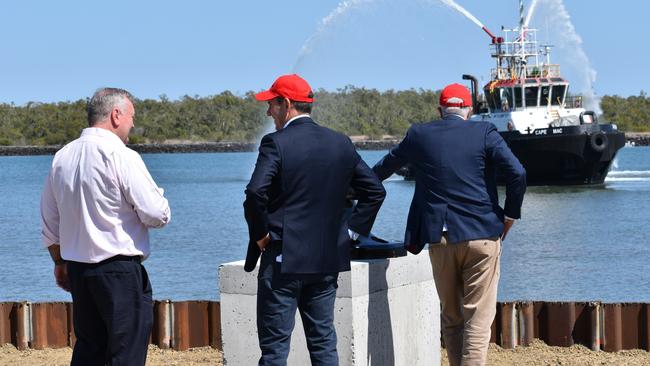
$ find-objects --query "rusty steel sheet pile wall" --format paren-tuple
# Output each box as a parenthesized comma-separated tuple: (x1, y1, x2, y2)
(487, 302, 650, 352)
(0, 300, 221, 351)
(0, 301, 648, 353)
(603, 303, 650, 352)
(31, 302, 71, 349)
(0, 302, 15, 346)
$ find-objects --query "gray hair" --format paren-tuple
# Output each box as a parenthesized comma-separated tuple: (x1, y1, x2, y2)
(440, 106, 472, 120)
(87, 88, 134, 126)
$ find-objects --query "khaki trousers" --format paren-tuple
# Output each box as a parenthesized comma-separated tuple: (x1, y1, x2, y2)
(428, 235, 501, 366)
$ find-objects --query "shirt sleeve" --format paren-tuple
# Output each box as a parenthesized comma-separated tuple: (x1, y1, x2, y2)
(115, 149, 171, 228)
(40, 170, 60, 247)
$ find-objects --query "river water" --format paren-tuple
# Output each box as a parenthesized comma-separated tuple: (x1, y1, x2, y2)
(1, 147, 649, 302)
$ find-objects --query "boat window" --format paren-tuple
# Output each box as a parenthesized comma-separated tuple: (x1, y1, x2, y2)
(485, 87, 499, 110)
(514, 87, 523, 108)
(552, 85, 566, 105)
(524, 86, 539, 107)
(540, 86, 550, 106)
(500, 88, 513, 111)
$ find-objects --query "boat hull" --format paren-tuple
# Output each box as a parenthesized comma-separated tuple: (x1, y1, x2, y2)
(499, 124, 626, 186)
(395, 124, 626, 186)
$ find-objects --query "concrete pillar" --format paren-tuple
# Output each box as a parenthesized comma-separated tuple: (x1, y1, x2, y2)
(220, 254, 440, 365)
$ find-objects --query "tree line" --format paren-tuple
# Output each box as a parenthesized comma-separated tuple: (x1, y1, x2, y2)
(0, 88, 647, 146)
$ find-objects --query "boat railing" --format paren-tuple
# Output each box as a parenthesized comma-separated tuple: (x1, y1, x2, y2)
(491, 64, 561, 80)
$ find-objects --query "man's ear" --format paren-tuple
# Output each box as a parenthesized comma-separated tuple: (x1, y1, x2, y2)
(110, 107, 121, 127)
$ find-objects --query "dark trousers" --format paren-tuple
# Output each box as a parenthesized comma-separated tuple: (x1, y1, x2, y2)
(257, 246, 339, 366)
(67, 256, 153, 366)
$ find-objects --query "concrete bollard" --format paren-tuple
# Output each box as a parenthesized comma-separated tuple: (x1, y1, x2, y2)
(219, 254, 440, 366)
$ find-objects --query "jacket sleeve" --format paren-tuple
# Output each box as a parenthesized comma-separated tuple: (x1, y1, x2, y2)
(348, 151, 386, 236)
(485, 124, 526, 219)
(372, 128, 412, 181)
(243, 135, 280, 242)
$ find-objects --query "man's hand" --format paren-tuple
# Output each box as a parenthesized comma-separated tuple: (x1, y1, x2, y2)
(54, 263, 71, 292)
(257, 233, 271, 251)
(501, 218, 515, 241)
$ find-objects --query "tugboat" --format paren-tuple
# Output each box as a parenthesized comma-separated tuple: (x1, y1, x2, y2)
(465, 11, 626, 185)
(397, 6, 625, 186)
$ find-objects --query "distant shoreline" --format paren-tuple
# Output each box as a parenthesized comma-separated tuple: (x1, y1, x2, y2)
(0, 140, 401, 156)
(1, 133, 649, 156)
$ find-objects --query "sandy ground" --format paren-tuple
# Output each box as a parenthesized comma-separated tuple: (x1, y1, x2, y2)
(443, 340, 650, 366)
(0, 344, 223, 366)
(3, 340, 650, 365)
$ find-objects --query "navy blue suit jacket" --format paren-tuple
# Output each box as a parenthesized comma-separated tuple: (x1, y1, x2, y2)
(373, 115, 526, 254)
(244, 117, 385, 273)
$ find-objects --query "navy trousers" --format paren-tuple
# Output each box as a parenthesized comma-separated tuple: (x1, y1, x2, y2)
(67, 256, 153, 366)
(257, 245, 339, 366)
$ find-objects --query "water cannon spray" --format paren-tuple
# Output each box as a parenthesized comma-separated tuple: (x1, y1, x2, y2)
(439, 1, 503, 43)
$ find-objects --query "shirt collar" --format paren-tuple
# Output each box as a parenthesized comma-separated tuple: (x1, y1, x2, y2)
(81, 127, 126, 146)
(283, 114, 310, 129)
(443, 114, 466, 121)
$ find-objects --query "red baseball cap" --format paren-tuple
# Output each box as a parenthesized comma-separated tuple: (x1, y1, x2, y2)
(255, 74, 314, 103)
(439, 83, 472, 107)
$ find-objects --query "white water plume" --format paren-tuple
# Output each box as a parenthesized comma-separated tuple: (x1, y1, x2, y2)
(524, 0, 538, 27)
(293, 0, 375, 73)
(293, 0, 486, 72)
(531, 0, 601, 114)
(608, 170, 650, 177)
(437, 0, 484, 28)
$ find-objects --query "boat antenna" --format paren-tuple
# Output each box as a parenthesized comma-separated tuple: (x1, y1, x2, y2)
(540, 44, 551, 65)
(520, 0, 524, 31)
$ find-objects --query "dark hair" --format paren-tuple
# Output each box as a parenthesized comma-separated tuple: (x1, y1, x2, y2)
(87, 88, 134, 126)
(292, 101, 312, 114)
(274, 91, 314, 114)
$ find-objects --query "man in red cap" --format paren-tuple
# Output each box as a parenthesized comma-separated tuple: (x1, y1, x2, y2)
(244, 74, 385, 365)
(373, 83, 526, 365)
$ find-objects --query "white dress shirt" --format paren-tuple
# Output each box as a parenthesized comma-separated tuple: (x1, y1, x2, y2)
(283, 114, 310, 129)
(40, 127, 171, 263)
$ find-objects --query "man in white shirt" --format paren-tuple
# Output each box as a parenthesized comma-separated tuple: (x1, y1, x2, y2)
(40, 88, 171, 365)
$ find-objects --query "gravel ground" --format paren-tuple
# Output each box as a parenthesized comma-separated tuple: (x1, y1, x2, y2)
(3, 339, 650, 365)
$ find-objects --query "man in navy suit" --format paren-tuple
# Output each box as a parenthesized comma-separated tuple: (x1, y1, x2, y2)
(244, 74, 385, 366)
(373, 83, 526, 366)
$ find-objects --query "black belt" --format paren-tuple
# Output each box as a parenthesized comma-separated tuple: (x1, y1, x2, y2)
(69, 255, 142, 268)
(102, 255, 142, 264)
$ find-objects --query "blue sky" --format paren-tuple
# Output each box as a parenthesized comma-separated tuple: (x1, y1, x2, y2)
(0, 0, 644, 105)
